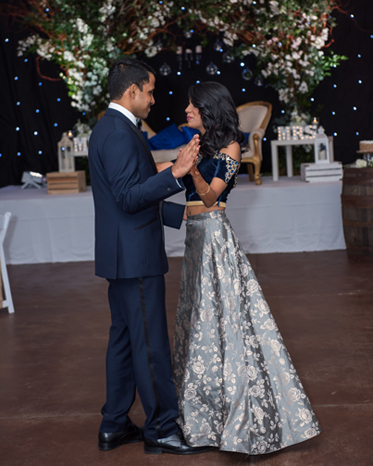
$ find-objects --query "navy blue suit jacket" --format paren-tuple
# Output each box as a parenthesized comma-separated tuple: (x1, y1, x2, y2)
(89, 108, 184, 279)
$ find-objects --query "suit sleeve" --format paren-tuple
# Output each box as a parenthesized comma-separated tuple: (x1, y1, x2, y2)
(101, 129, 183, 214)
(162, 201, 185, 229)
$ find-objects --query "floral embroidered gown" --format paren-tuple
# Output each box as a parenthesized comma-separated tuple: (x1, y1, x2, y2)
(173, 152, 321, 455)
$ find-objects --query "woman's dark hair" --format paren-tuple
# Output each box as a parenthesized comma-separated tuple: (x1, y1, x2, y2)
(188, 82, 245, 158)
(108, 57, 155, 101)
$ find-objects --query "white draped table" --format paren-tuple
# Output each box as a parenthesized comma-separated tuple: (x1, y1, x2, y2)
(0, 176, 345, 265)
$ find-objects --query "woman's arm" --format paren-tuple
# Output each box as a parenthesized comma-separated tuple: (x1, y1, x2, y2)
(156, 162, 173, 173)
(190, 142, 241, 208)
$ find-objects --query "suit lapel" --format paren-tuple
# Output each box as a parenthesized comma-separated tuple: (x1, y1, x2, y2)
(128, 123, 157, 174)
(104, 108, 157, 174)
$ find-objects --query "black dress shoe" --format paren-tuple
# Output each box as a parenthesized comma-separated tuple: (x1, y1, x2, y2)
(98, 423, 143, 451)
(144, 432, 213, 455)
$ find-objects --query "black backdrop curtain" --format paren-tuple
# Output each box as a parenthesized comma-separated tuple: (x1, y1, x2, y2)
(0, 1, 373, 188)
(0, 21, 78, 187)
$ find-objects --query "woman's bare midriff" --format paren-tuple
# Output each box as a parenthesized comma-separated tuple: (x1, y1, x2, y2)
(186, 205, 225, 216)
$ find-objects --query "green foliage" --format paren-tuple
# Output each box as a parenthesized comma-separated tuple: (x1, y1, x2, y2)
(5, 0, 347, 126)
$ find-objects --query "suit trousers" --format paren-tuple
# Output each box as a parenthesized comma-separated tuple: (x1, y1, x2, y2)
(100, 275, 179, 439)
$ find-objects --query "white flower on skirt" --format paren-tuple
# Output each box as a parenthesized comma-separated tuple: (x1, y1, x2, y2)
(304, 427, 317, 438)
(223, 362, 233, 377)
(263, 318, 276, 330)
(193, 361, 205, 375)
(201, 307, 214, 322)
(254, 406, 265, 421)
(200, 420, 212, 435)
(248, 335, 259, 348)
(288, 387, 301, 402)
(270, 338, 282, 355)
(247, 365, 257, 380)
(246, 279, 260, 296)
(257, 299, 270, 316)
(279, 371, 291, 385)
(237, 364, 246, 377)
(233, 278, 241, 294)
(240, 263, 250, 277)
(256, 440, 268, 454)
(298, 408, 312, 424)
(183, 424, 192, 436)
(184, 385, 197, 400)
(225, 295, 237, 310)
(249, 384, 264, 397)
(215, 421, 224, 434)
(216, 265, 225, 279)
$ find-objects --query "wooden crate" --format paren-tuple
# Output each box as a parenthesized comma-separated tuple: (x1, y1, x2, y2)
(300, 162, 343, 183)
(46, 171, 86, 194)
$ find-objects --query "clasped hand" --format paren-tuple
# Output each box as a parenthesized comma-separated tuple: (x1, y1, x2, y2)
(171, 135, 200, 179)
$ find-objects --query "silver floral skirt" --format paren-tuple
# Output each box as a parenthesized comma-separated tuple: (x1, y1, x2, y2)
(173, 211, 321, 455)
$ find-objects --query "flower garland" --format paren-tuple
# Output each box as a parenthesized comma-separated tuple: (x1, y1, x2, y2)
(2, 0, 347, 125)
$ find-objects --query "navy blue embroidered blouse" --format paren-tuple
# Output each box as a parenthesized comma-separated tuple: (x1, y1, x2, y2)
(183, 152, 240, 204)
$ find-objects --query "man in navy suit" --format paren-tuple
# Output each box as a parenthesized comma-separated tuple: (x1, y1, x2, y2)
(89, 58, 209, 455)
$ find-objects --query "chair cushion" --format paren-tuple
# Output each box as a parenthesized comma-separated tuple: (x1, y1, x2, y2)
(147, 123, 186, 150)
(180, 126, 200, 143)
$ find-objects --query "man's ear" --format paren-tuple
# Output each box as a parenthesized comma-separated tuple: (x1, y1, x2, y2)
(128, 83, 138, 99)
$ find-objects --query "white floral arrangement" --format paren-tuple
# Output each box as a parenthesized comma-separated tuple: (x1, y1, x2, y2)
(183, 0, 346, 123)
(354, 159, 373, 168)
(4, 0, 346, 125)
(13, 0, 172, 118)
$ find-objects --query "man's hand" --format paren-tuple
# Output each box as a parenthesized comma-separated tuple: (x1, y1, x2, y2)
(171, 135, 200, 179)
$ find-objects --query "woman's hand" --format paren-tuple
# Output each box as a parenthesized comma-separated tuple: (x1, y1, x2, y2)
(189, 162, 200, 178)
(156, 162, 173, 173)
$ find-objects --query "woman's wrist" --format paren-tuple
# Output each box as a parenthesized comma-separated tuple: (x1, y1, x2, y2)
(197, 184, 210, 196)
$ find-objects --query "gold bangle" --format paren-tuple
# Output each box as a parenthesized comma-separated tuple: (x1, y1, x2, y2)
(198, 184, 210, 196)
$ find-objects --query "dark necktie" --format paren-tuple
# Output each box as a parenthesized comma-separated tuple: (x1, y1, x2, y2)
(136, 118, 142, 131)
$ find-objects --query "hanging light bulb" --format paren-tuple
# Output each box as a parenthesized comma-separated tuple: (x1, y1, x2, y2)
(213, 39, 224, 52)
(206, 62, 218, 75)
(176, 46, 183, 72)
(254, 77, 264, 86)
(195, 45, 202, 65)
(184, 49, 193, 69)
(184, 30, 193, 39)
(155, 40, 163, 52)
(222, 51, 234, 63)
(159, 62, 171, 76)
(242, 67, 253, 80)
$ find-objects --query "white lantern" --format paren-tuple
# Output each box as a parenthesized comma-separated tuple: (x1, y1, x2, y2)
(314, 126, 330, 163)
(57, 132, 75, 172)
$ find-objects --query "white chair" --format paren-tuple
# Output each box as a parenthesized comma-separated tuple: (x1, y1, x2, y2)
(236, 101, 273, 185)
(0, 212, 15, 314)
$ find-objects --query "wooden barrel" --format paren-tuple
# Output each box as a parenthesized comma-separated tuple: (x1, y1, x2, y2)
(341, 167, 373, 257)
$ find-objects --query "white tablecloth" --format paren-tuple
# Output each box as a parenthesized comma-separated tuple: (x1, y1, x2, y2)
(0, 176, 345, 264)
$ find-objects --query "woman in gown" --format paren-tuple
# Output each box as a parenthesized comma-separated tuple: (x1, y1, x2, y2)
(159, 82, 321, 455)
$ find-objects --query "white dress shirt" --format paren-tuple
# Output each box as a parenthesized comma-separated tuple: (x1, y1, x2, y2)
(108, 102, 137, 126)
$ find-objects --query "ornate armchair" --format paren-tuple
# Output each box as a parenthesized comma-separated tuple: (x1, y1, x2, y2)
(236, 101, 272, 185)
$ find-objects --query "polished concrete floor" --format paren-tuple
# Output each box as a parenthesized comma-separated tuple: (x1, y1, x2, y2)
(1, 251, 372, 466)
